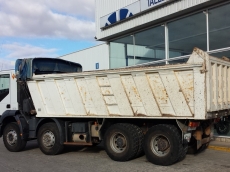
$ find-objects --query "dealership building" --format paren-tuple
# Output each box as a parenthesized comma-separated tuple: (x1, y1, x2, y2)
(60, 0, 230, 138)
(62, 0, 230, 71)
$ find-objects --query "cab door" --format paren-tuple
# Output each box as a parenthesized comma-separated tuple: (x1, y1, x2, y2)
(0, 72, 11, 115)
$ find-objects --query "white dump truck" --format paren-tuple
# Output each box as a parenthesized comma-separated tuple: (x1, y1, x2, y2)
(0, 48, 229, 166)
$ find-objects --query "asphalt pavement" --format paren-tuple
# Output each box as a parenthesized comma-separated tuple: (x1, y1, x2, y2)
(0, 138, 230, 172)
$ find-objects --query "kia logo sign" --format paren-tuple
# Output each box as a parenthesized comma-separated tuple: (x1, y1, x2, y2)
(105, 9, 134, 27)
(105, 12, 116, 27)
(100, 1, 140, 28)
(120, 9, 134, 20)
(100, 0, 177, 28)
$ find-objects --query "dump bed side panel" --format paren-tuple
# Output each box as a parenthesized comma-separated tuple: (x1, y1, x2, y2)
(187, 48, 230, 113)
(207, 56, 230, 112)
(28, 64, 206, 119)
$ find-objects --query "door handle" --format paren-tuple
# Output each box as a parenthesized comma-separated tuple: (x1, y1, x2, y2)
(6, 104, 10, 108)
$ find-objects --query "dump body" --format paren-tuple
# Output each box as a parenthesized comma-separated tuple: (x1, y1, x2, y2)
(27, 48, 230, 120)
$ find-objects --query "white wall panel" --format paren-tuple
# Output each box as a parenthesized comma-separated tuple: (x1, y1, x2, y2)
(59, 44, 109, 71)
(95, 0, 212, 40)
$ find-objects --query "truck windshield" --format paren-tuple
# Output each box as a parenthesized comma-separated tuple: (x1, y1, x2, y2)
(15, 58, 82, 80)
(32, 58, 82, 75)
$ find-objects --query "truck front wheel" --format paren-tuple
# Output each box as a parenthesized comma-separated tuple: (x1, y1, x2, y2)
(3, 122, 27, 152)
(37, 122, 64, 155)
(144, 124, 184, 166)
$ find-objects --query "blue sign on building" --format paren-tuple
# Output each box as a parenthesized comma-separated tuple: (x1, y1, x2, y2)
(141, 0, 175, 11)
(96, 63, 99, 69)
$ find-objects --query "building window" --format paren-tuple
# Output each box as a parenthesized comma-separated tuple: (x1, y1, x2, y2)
(110, 36, 133, 68)
(209, 50, 230, 59)
(209, 3, 230, 55)
(110, 26, 165, 68)
(133, 26, 165, 65)
(0, 74, 10, 102)
(168, 12, 207, 61)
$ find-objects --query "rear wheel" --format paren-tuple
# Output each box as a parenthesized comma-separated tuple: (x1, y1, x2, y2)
(216, 121, 230, 135)
(3, 122, 27, 152)
(144, 124, 183, 166)
(38, 122, 64, 155)
(104, 123, 139, 161)
(178, 141, 188, 161)
(133, 125, 144, 158)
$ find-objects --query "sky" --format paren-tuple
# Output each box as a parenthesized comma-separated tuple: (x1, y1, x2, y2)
(0, 0, 98, 70)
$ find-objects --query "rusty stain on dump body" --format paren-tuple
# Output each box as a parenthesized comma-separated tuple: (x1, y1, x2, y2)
(109, 114, 121, 117)
(132, 86, 142, 101)
(134, 113, 147, 117)
(132, 86, 138, 95)
(188, 87, 194, 91)
(162, 114, 176, 117)
(105, 89, 111, 94)
(86, 110, 97, 116)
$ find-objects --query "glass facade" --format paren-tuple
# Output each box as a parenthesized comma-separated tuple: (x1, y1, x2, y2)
(133, 26, 165, 65)
(209, 3, 230, 50)
(110, 26, 165, 68)
(168, 12, 207, 60)
(110, 3, 230, 68)
(210, 50, 230, 58)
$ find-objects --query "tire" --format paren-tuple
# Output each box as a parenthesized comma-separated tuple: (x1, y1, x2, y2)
(178, 141, 188, 161)
(144, 124, 183, 166)
(37, 122, 64, 155)
(104, 123, 139, 161)
(216, 121, 230, 135)
(132, 125, 144, 158)
(92, 143, 100, 146)
(3, 122, 27, 152)
(187, 140, 197, 154)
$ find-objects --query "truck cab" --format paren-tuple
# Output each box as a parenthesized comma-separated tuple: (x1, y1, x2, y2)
(0, 70, 17, 117)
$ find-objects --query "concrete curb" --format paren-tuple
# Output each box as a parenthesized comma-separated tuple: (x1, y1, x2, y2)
(207, 137, 230, 152)
(213, 136, 230, 142)
(208, 145, 230, 152)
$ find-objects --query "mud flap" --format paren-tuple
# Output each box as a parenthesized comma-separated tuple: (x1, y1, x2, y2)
(193, 126, 211, 149)
(193, 128, 203, 149)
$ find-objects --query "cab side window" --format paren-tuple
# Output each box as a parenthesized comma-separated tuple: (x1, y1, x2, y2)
(0, 74, 10, 102)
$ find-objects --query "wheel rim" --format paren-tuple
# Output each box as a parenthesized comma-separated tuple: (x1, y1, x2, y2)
(6, 130, 17, 146)
(42, 131, 55, 148)
(110, 132, 127, 153)
(219, 126, 226, 132)
(150, 134, 170, 157)
(218, 125, 227, 132)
